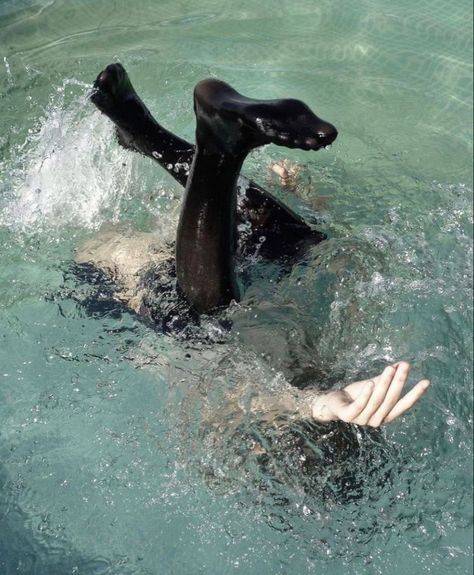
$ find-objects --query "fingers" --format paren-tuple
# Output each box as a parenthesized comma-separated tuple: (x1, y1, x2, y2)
(382, 379, 431, 424)
(366, 362, 411, 427)
(315, 362, 430, 427)
(354, 365, 396, 424)
(338, 380, 374, 422)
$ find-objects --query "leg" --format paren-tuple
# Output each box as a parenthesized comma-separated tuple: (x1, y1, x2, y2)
(176, 78, 337, 313)
(91, 63, 193, 187)
(91, 64, 327, 257)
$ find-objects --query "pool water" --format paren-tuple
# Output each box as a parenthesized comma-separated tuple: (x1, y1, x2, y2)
(0, 1, 472, 574)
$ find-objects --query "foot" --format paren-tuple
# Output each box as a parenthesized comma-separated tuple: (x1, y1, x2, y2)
(91, 63, 194, 183)
(91, 63, 138, 117)
(194, 79, 338, 154)
(309, 362, 430, 426)
(90, 63, 157, 149)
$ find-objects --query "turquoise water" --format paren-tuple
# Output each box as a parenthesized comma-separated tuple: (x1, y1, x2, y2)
(0, 1, 472, 574)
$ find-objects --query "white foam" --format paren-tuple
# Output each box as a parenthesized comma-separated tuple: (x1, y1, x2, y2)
(0, 86, 134, 232)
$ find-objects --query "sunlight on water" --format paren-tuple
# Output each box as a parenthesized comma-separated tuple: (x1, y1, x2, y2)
(0, 0, 472, 574)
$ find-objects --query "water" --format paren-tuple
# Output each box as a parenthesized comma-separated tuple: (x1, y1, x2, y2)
(0, 1, 472, 574)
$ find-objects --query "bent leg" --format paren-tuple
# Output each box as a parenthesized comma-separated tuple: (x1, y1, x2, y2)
(91, 64, 327, 256)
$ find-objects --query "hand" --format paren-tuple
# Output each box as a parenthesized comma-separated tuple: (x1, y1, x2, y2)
(310, 362, 430, 427)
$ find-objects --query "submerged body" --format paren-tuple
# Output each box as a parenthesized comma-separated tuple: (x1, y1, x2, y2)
(79, 64, 430, 427)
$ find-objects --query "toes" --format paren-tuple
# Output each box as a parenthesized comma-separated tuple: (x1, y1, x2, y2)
(94, 65, 118, 93)
(91, 67, 119, 109)
(93, 63, 127, 95)
(90, 63, 136, 115)
(305, 137, 319, 149)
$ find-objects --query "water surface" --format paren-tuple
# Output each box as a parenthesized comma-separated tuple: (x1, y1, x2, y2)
(0, 1, 472, 574)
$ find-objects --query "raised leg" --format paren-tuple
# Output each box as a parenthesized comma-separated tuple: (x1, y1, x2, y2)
(91, 64, 328, 257)
(91, 63, 193, 186)
(176, 79, 337, 313)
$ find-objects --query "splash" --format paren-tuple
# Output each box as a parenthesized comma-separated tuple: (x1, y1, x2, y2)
(0, 80, 134, 232)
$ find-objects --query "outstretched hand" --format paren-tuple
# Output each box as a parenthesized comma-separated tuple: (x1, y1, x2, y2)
(311, 362, 430, 426)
